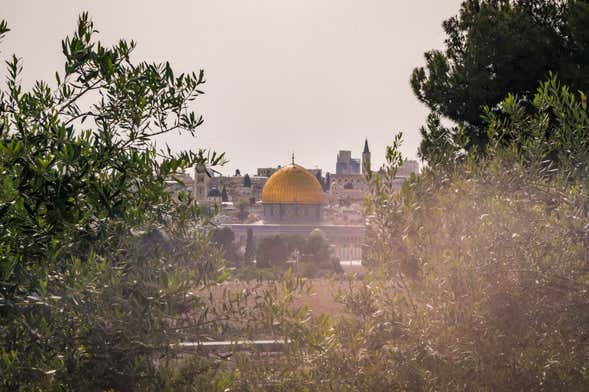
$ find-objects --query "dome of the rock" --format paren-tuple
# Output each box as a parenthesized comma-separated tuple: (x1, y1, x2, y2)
(261, 164, 324, 205)
(261, 163, 324, 223)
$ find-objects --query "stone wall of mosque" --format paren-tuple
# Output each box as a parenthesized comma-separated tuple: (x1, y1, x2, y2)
(262, 203, 323, 223)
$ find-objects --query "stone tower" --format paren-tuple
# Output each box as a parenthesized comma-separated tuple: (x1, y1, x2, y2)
(362, 139, 371, 175)
(193, 164, 209, 202)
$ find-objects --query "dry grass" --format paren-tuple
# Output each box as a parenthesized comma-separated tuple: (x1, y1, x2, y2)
(294, 279, 347, 317)
(206, 278, 355, 320)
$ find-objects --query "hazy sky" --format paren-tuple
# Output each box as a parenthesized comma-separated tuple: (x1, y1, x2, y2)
(2, 0, 462, 175)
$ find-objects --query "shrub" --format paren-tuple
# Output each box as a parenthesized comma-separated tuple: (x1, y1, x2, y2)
(0, 14, 240, 390)
(256, 236, 289, 268)
(235, 78, 589, 390)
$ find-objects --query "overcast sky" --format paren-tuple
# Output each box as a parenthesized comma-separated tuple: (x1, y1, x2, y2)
(2, 0, 462, 175)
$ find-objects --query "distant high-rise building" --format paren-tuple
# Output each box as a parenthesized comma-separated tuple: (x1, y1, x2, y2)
(336, 151, 351, 174)
(336, 150, 360, 174)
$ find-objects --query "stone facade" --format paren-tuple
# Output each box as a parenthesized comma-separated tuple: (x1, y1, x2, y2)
(257, 167, 278, 177)
(165, 173, 194, 202)
(328, 174, 368, 202)
(208, 175, 267, 203)
(193, 165, 209, 202)
(336, 150, 361, 174)
(326, 159, 420, 203)
(262, 203, 323, 223)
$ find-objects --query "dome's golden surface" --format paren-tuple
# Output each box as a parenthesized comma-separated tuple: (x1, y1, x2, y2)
(262, 164, 324, 205)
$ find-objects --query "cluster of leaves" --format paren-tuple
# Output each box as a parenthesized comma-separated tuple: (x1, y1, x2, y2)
(234, 78, 589, 390)
(0, 14, 254, 390)
(211, 227, 239, 263)
(256, 236, 290, 268)
(244, 227, 255, 262)
(212, 226, 341, 278)
(254, 232, 340, 277)
(484, 74, 589, 180)
(413, 0, 589, 164)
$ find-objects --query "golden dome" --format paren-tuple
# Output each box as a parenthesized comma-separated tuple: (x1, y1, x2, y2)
(262, 164, 324, 205)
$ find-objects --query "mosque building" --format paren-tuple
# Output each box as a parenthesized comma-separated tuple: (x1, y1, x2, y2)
(185, 140, 418, 263)
(261, 156, 324, 223)
(225, 156, 365, 262)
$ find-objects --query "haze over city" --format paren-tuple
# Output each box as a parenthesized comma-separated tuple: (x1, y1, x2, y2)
(4, 1, 588, 390)
(2, 0, 461, 174)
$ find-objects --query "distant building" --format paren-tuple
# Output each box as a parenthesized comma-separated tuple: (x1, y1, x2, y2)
(308, 168, 322, 178)
(336, 150, 361, 174)
(257, 167, 278, 177)
(329, 174, 368, 196)
(209, 175, 267, 203)
(327, 140, 419, 203)
(396, 160, 419, 177)
(207, 186, 223, 204)
(225, 158, 364, 262)
(193, 165, 210, 202)
(165, 172, 194, 202)
(261, 162, 324, 224)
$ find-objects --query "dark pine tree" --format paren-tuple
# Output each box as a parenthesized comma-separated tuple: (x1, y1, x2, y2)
(411, 0, 589, 163)
(244, 228, 255, 262)
(324, 172, 331, 192)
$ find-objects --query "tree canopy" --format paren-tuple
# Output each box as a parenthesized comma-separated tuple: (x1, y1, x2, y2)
(412, 0, 589, 163)
(4, 4, 589, 390)
(0, 14, 240, 390)
(211, 227, 237, 262)
(244, 228, 255, 262)
(243, 173, 251, 187)
(256, 236, 289, 268)
(235, 78, 589, 390)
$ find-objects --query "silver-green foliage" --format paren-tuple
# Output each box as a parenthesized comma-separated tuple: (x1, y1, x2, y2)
(351, 78, 589, 390)
(236, 77, 589, 390)
(0, 14, 234, 390)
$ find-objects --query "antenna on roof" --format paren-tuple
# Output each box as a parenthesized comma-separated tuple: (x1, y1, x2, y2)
(291, 152, 295, 165)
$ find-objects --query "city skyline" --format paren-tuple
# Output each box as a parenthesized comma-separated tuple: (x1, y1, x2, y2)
(2, 1, 462, 175)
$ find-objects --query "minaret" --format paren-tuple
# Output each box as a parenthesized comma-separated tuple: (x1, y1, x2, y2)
(362, 139, 371, 175)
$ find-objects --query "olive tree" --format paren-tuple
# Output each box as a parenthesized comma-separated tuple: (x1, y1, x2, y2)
(234, 78, 589, 390)
(0, 14, 243, 390)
